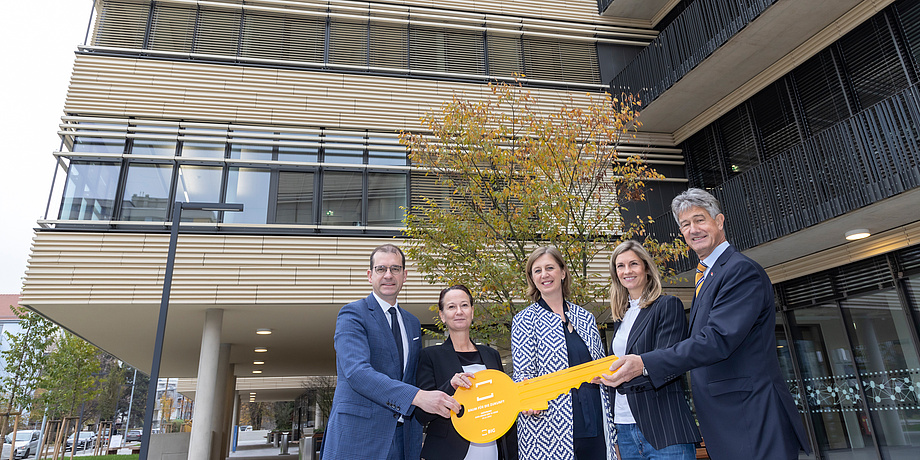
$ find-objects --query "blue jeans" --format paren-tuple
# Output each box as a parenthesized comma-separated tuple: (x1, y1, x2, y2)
(615, 424, 695, 460)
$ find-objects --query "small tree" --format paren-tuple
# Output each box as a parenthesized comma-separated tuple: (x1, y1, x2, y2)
(401, 82, 686, 341)
(0, 305, 58, 437)
(36, 332, 102, 419)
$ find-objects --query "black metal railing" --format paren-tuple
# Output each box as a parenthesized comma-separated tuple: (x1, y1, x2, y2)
(651, 83, 920, 272)
(609, 0, 778, 105)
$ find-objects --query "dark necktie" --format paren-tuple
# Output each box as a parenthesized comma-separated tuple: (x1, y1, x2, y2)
(695, 261, 708, 297)
(388, 306, 404, 379)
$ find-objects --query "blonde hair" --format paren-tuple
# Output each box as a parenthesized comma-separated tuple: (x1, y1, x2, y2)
(525, 247, 571, 302)
(609, 240, 662, 321)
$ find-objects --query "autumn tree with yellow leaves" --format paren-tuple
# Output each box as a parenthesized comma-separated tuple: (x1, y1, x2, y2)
(400, 82, 686, 341)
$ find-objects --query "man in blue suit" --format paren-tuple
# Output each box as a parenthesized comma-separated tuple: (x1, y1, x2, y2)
(604, 189, 811, 459)
(322, 244, 461, 460)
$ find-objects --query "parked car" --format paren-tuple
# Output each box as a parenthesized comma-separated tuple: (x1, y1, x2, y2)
(125, 430, 142, 442)
(65, 431, 96, 450)
(5, 429, 41, 460)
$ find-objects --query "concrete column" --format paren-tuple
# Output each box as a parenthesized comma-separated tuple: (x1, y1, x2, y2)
(209, 344, 231, 460)
(231, 393, 241, 453)
(188, 308, 224, 460)
(217, 368, 236, 460)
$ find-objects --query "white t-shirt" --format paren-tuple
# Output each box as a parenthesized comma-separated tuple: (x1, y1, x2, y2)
(461, 362, 498, 460)
(611, 298, 642, 424)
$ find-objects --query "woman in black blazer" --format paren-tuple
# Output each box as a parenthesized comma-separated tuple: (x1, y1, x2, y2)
(416, 285, 518, 460)
(602, 240, 700, 459)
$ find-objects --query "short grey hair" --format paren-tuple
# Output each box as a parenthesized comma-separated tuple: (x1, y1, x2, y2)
(671, 188, 722, 223)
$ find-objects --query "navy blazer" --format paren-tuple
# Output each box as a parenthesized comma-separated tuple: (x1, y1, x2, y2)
(416, 337, 518, 460)
(643, 246, 810, 459)
(322, 294, 424, 460)
(610, 295, 700, 450)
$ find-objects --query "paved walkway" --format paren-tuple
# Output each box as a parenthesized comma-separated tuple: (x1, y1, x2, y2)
(228, 438, 306, 459)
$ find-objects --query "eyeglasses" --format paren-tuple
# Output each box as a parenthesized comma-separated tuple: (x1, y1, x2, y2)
(373, 265, 404, 275)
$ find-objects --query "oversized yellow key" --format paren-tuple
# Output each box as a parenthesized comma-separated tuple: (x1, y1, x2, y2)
(450, 355, 618, 443)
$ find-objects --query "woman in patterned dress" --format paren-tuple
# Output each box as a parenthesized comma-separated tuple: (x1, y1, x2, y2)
(511, 246, 614, 460)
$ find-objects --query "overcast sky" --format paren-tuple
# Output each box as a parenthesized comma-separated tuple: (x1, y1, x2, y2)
(0, 1, 94, 293)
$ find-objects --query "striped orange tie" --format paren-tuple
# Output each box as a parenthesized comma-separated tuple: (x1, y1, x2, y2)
(695, 261, 708, 297)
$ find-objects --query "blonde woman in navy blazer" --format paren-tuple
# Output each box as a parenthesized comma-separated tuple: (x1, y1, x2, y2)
(605, 240, 700, 459)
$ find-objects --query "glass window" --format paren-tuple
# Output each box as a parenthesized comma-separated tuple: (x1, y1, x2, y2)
(278, 144, 319, 162)
(322, 171, 363, 226)
(131, 138, 177, 156)
(276, 171, 315, 224)
(225, 168, 270, 224)
(181, 141, 226, 159)
(277, 131, 320, 162)
(230, 143, 274, 161)
(59, 161, 120, 220)
(175, 165, 223, 222)
(368, 136, 407, 166)
(367, 172, 406, 226)
(72, 137, 126, 154)
(324, 147, 364, 164)
(841, 289, 920, 458)
(789, 304, 875, 459)
(122, 163, 173, 221)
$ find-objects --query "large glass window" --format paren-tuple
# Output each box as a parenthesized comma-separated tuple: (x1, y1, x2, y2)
(122, 163, 173, 221)
(225, 168, 270, 224)
(72, 137, 125, 154)
(175, 165, 223, 222)
(59, 161, 121, 220)
(181, 141, 226, 159)
(841, 290, 920, 458)
(788, 305, 876, 459)
(131, 138, 177, 156)
(367, 173, 406, 226)
(276, 172, 315, 224)
(322, 171, 363, 226)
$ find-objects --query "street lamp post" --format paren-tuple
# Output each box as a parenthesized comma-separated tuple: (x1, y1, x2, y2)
(139, 202, 243, 460)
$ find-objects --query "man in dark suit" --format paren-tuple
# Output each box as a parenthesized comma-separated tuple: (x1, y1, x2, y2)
(321, 244, 461, 460)
(604, 188, 811, 459)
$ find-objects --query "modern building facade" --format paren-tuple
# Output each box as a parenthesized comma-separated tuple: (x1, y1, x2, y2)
(17, 0, 920, 459)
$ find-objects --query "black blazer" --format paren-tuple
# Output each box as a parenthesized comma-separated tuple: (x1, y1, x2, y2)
(610, 295, 701, 450)
(416, 337, 519, 460)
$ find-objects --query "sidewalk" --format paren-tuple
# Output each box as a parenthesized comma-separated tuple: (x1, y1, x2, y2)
(229, 438, 301, 459)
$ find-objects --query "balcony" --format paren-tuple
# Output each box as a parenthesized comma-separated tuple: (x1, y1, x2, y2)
(650, 83, 920, 273)
(609, 0, 869, 134)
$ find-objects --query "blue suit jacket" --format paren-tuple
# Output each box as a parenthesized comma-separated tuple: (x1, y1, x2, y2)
(610, 295, 700, 450)
(322, 294, 423, 460)
(642, 246, 810, 459)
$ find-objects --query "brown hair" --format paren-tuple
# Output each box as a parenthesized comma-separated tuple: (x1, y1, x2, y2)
(524, 246, 571, 302)
(369, 243, 405, 269)
(438, 285, 473, 310)
(609, 240, 663, 321)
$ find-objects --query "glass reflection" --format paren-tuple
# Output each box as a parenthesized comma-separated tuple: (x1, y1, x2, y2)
(276, 171, 315, 224)
(131, 139, 177, 156)
(367, 173, 406, 226)
(789, 304, 876, 459)
(122, 163, 173, 221)
(230, 143, 273, 161)
(59, 161, 120, 220)
(72, 137, 125, 154)
(322, 171, 362, 225)
(175, 165, 222, 222)
(225, 168, 270, 224)
(181, 142, 226, 159)
(324, 148, 363, 164)
(841, 290, 920, 459)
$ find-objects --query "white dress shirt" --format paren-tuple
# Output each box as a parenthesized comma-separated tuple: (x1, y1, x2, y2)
(373, 292, 408, 375)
